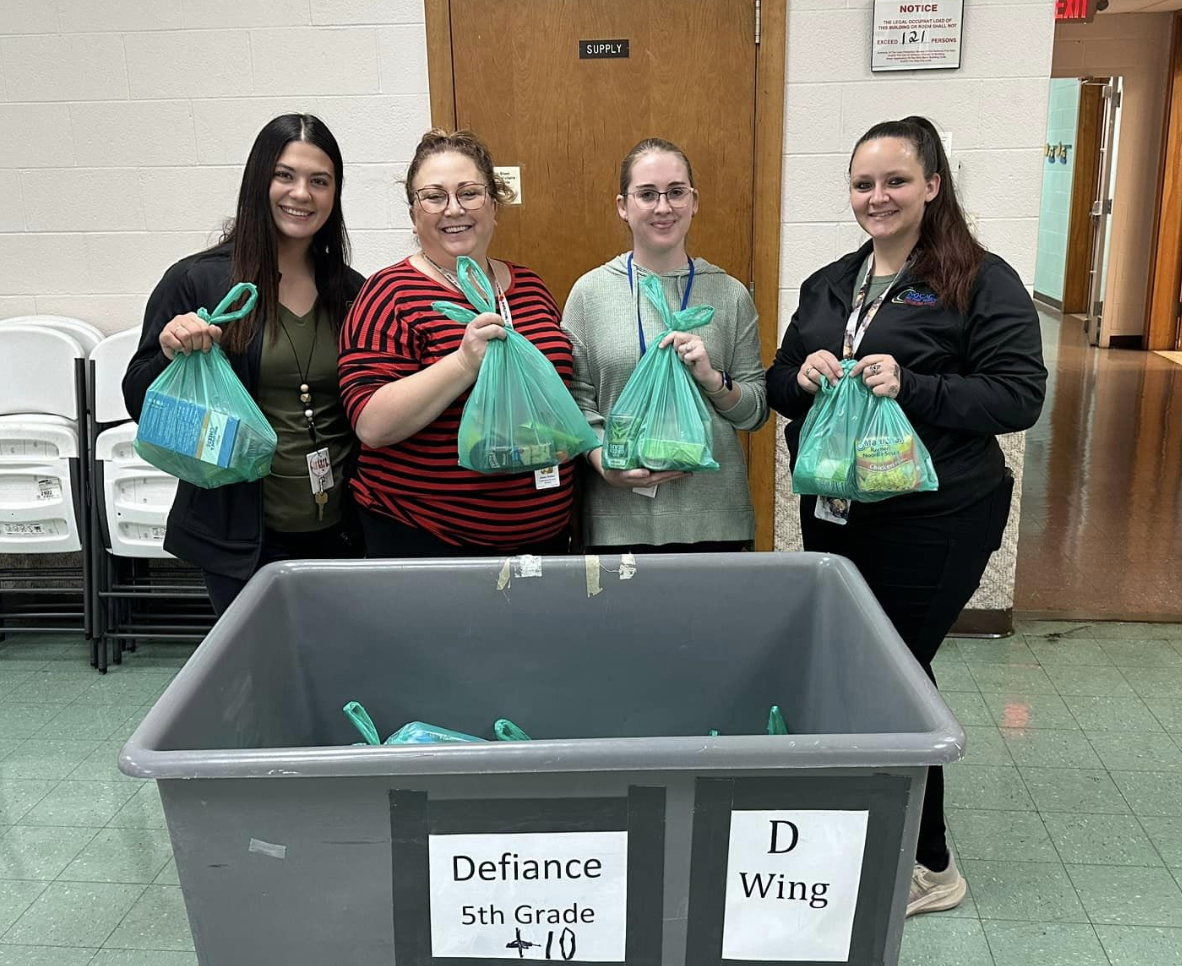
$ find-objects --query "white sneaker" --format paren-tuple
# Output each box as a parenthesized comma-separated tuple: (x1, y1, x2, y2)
(906, 854, 967, 917)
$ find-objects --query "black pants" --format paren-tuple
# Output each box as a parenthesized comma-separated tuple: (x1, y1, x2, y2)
(800, 474, 1013, 869)
(359, 507, 570, 558)
(203, 523, 363, 617)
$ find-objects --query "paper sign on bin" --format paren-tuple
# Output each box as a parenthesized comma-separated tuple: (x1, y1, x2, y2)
(428, 831, 628, 961)
(722, 809, 869, 962)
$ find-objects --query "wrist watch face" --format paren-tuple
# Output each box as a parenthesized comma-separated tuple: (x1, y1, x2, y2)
(722, 369, 733, 391)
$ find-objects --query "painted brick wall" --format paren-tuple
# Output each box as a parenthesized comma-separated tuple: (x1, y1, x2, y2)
(0, 0, 431, 334)
(778, 0, 1056, 340)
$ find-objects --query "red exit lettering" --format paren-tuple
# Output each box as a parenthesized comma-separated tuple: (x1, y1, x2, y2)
(1055, 0, 1094, 22)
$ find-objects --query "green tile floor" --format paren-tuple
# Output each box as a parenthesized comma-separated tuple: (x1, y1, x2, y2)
(2, 622, 1182, 964)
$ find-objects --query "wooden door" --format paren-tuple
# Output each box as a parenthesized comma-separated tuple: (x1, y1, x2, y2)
(1064, 80, 1105, 316)
(445, 0, 757, 308)
(427, 0, 784, 549)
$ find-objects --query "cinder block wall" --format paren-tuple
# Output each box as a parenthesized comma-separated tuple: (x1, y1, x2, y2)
(0, 0, 431, 334)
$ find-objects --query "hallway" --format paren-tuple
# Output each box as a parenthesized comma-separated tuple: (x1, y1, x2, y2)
(1016, 308, 1182, 620)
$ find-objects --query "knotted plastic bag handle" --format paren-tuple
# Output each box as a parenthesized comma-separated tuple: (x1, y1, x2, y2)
(431, 256, 506, 327)
(639, 272, 713, 336)
(197, 282, 258, 327)
(819, 358, 858, 395)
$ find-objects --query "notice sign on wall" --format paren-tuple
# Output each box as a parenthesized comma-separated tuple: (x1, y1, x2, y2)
(872, 1, 964, 72)
(721, 810, 870, 962)
(428, 831, 629, 961)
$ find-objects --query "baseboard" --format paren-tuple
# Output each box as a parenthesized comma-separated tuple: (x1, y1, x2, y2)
(1033, 291, 1062, 311)
(1108, 335, 1144, 350)
(951, 608, 1013, 638)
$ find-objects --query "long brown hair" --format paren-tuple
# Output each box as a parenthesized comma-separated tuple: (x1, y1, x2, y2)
(404, 129, 516, 206)
(219, 114, 351, 354)
(850, 116, 983, 313)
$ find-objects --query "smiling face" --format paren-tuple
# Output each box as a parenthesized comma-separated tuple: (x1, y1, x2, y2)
(410, 151, 496, 267)
(269, 140, 335, 245)
(616, 150, 698, 260)
(849, 136, 940, 250)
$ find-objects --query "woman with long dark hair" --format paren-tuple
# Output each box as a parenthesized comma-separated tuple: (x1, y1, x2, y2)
(767, 116, 1047, 916)
(123, 114, 366, 614)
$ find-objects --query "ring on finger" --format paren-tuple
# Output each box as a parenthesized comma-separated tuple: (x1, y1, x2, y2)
(869, 362, 881, 375)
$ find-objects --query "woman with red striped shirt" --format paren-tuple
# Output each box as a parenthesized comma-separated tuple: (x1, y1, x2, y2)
(338, 129, 574, 555)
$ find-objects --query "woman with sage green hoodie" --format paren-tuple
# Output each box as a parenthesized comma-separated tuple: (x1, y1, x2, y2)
(562, 138, 768, 552)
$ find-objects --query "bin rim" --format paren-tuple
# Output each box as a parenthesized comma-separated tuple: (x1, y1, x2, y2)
(119, 553, 967, 781)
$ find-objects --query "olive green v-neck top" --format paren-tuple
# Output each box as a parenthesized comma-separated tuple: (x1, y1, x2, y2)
(258, 303, 354, 532)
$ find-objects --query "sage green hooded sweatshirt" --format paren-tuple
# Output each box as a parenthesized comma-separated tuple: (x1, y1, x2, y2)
(562, 254, 768, 547)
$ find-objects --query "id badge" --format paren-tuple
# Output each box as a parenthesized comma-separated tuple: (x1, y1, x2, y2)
(632, 484, 658, 498)
(814, 496, 850, 525)
(306, 447, 334, 494)
(534, 465, 560, 490)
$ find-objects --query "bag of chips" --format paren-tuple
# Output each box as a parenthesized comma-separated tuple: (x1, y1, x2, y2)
(853, 395, 939, 501)
(134, 283, 277, 488)
(436, 257, 598, 474)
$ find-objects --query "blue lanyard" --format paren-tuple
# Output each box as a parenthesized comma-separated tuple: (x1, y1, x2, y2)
(626, 253, 695, 356)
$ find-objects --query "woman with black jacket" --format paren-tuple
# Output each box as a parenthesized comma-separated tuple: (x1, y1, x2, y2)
(767, 116, 1047, 917)
(123, 114, 365, 615)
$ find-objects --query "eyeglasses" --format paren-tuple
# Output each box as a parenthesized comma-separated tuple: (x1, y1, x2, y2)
(627, 186, 696, 209)
(413, 184, 490, 213)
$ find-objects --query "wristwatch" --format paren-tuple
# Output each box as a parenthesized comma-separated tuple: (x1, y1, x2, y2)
(707, 369, 733, 395)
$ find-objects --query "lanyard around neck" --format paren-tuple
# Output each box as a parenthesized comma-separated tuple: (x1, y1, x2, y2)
(843, 252, 912, 359)
(627, 253, 695, 356)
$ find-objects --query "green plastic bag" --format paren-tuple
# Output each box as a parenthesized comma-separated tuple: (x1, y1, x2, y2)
(343, 701, 532, 745)
(601, 273, 720, 472)
(134, 283, 277, 489)
(790, 359, 863, 500)
(434, 257, 598, 474)
(854, 394, 938, 501)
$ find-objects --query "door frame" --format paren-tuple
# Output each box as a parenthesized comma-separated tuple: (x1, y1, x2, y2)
(423, 0, 787, 551)
(1146, 10, 1182, 352)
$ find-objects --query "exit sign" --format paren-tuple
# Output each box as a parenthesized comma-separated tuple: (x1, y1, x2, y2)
(1055, 0, 1097, 22)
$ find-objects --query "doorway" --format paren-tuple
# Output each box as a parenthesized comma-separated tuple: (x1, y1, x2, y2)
(424, 0, 786, 548)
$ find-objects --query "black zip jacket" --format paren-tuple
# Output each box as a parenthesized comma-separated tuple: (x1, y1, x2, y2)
(767, 242, 1047, 518)
(121, 244, 365, 579)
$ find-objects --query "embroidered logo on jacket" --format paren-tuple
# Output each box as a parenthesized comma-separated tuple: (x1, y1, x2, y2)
(892, 287, 939, 306)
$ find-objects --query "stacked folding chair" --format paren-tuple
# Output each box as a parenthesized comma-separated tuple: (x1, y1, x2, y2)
(88, 329, 213, 671)
(0, 317, 100, 646)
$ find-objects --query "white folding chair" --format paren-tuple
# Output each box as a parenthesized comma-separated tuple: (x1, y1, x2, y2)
(0, 326, 90, 640)
(0, 315, 103, 356)
(88, 327, 210, 669)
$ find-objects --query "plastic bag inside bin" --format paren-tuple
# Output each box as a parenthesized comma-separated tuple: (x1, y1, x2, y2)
(343, 701, 531, 745)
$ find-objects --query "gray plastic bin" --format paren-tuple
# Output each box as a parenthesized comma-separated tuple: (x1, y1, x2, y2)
(121, 552, 964, 966)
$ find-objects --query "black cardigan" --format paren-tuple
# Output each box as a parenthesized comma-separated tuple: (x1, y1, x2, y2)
(122, 244, 365, 579)
(767, 242, 1047, 518)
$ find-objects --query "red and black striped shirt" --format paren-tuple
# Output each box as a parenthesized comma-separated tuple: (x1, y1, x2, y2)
(338, 258, 575, 548)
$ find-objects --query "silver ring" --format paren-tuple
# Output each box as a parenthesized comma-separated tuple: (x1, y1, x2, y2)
(869, 362, 881, 375)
